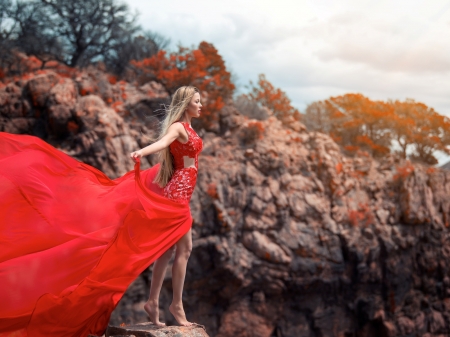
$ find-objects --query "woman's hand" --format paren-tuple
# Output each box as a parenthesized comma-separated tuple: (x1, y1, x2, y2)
(129, 123, 184, 161)
(130, 150, 143, 162)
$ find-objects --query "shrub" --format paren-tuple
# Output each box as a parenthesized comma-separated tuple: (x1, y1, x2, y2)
(239, 121, 264, 145)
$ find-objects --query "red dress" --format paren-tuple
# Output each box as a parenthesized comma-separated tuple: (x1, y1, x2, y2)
(163, 122, 203, 203)
(0, 121, 202, 336)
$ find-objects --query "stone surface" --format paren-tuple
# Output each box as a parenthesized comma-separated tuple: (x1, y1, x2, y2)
(3, 62, 450, 337)
(106, 322, 208, 337)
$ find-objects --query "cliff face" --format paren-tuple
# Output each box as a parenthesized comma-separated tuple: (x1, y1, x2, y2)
(0, 68, 168, 176)
(2, 69, 450, 337)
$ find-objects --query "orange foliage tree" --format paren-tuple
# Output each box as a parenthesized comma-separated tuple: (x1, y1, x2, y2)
(306, 94, 392, 157)
(391, 99, 450, 164)
(305, 94, 450, 164)
(130, 41, 235, 129)
(247, 74, 300, 122)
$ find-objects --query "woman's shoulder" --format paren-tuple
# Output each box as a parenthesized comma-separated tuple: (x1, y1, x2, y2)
(168, 121, 185, 130)
(170, 121, 192, 132)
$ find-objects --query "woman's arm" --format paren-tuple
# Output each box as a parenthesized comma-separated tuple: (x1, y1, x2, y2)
(130, 123, 183, 162)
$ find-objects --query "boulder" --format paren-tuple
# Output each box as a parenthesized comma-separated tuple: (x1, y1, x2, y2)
(26, 72, 58, 107)
(106, 322, 209, 337)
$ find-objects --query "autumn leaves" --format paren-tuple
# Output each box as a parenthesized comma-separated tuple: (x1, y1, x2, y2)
(305, 94, 450, 165)
(130, 42, 235, 130)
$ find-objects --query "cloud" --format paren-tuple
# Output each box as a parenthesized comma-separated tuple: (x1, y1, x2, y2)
(302, 12, 450, 73)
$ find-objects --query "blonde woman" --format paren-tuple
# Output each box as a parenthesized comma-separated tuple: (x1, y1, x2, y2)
(131, 86, 203, 326)
(0, 86, 203, 335)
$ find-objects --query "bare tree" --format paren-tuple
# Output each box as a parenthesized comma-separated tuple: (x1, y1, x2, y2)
(0, 0, 171, 75)
(234, 94, 269, 120)
(0, 0, 20, 71)
(105, 31, 170, 75)
(304, 101, 334, 133)
(11, 1, 64, 67)
(38, 0, 139, 67)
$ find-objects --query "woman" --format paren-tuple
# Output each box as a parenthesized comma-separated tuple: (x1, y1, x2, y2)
(0, 86, 202, 336)
(130, 86, 202, 326)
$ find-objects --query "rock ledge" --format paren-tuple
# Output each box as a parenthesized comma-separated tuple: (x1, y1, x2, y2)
(105, 322, 209, 337)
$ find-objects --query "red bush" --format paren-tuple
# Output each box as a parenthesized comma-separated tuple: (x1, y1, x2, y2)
(240, 121, 265, 144)
(207, 183, 218, 199)
(67, 121, 79, 134)
(130, 42, 235, 130)
(394, 162, 414, 180)
(348, 203, 374, 227)
(335, 162, 343, 174)
(108, 75, 117, 84)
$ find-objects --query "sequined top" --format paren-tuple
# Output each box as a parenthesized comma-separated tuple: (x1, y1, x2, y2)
(163, 121, 203, 203)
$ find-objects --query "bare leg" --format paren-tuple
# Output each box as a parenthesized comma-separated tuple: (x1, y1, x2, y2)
(144, 246, 174, 326)
(169, 229, 193, 326)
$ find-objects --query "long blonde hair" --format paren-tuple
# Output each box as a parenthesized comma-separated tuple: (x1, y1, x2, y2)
(153, 86, 199, 187)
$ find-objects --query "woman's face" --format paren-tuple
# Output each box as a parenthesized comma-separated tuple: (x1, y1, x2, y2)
(185, 92, 202, 119)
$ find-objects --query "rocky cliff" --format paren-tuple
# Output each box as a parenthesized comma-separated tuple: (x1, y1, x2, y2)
(2, 68, 450, 337)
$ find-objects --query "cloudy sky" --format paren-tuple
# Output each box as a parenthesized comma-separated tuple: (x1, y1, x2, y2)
(125, 0, 450, 163)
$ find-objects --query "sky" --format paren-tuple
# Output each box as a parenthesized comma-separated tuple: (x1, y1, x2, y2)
(125, 0, 450, 164)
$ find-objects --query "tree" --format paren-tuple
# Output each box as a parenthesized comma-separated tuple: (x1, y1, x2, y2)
(41, 0, 139, 67)
(305, 94, 450, 164)
(247, 74, 300, 122)
(0, 0, 29, 74)
(104, 31, 170, 75)
(390, 100, 417, 159)
(10, 1, 64, 68)
(392, 100, 450, 165)
(0, 0, 145, 70)
(234, 94, 269, 120)
(304, 100, 334, 134)
(130, 41, 235, 129)
(305, 94, 392, 157)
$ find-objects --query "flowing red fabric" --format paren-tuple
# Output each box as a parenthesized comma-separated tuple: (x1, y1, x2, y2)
(0, 132, 192, 336)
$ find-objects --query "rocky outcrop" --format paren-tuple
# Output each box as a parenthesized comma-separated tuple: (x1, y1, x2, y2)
(111, 108, 450, 337)
(440, 160, 450, 170)
(0, 67, 169, 177)
(2, 66, 450, 337)
(104, 322, 208, 337)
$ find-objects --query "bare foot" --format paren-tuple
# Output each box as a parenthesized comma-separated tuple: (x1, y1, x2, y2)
(169, 302, 193, 326)
(144, 300, 165, 326)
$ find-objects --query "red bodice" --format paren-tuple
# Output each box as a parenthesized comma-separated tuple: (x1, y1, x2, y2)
(169, 121, 203, 170)
(163, 122, 203, 203)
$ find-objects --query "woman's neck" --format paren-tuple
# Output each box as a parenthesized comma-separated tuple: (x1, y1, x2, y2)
(179, 116, 192, 125)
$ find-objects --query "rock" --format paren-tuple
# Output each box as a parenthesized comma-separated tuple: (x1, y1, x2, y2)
(47, 104, 73, 138)
(244, 213, 277, 230)
(288, 192, 307, 218)
(75, 95, 108, 131)
(216, 300, 274, 337)
(2, 118, 34, 134)
(48, 78, 77, 107)
(375, 208, 390, 224)
(0, 83, 25, 118)
(26, 72, 58, 107)
(415, 311, 426, 334)
(429, 310, 445, 333)
(304, 193, 329, 214)
(106, 322, 208, 337)
(77, 75, 98, 97)
(242, 231, 291, 264)
(244, 163, 265, 185)
(397, 316, 415, 335)
(383, 320, 397, 337)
